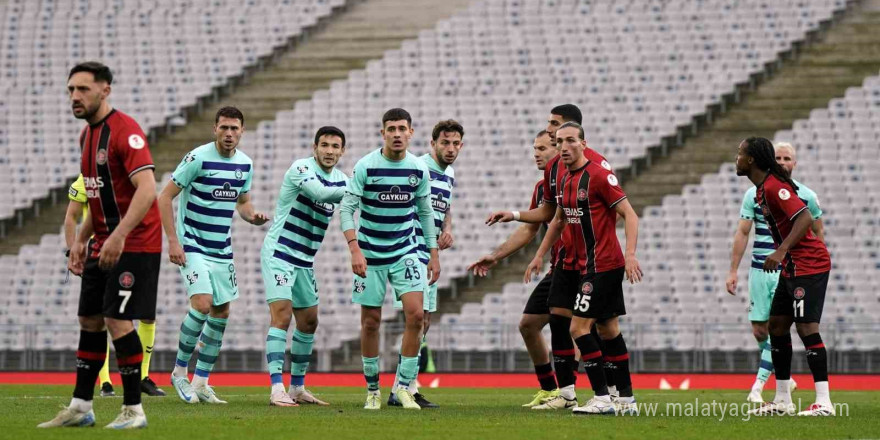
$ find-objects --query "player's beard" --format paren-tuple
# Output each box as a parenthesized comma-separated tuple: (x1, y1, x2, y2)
(72, 102, 99, 121)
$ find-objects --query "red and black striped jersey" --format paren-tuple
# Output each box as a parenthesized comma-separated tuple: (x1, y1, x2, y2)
(542, 149, 612, 205)
(530, 179, 560, 269)
(756, 174, 830, 277)
(556, 160, 626, 274)
(80, 109, 161, 257)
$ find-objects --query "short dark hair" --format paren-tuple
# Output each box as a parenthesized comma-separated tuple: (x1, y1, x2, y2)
(535, 129, 549, 139)
(68, 61, 113, 84)
(382, 108, 412, 128)
(215, 106, 244, 125)
(551, 104, 582, 124)
(314, 126, 346, 147)
(431, 119, 464, 141)
(558, 121, 585, 140)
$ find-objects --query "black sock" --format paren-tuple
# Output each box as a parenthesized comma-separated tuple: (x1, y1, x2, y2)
(548, 314, 576, 389)
(73, 330, 108, 402)
(770, 333, 793, 381)
(534, 362, 557, 391)
(113, 330, 144, 406)
(418, 345, 428, 373)
(801, 333, 828, 382)
(574, 333, 608, 396)
(603, 333, 632, 397)
(592, 325, 616, 389)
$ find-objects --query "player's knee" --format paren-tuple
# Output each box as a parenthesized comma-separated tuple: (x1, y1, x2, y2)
(191, 299, 211, 315)
(752, 326, 769, 341)
(406, 308, 425, 328)
(271, 314, 291, 329)
(103, 317, 133, 338)
(569, 322, 590, 340)
(78, 315, 105, 332)
(362, 316, 381, 334)
(300, 316, 319, 334)
(768, 319, 788, 336)
(795, 323, 818, 339)
(518, 316, 540, 337)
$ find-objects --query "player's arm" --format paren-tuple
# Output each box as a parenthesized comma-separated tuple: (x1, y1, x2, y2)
(806, 190, 824, 243)
(763, 190, 813, 272)
(485, 201, 555, 226)
(63, 200, 84, 250)
(340, 191, 366, 277)
(726, 219, 753, 295)
(68, 211, 94, 276)
(812, 219, 825, 243)
(299, 176, 346, 204)
(614, 198, 643, 284)
(235, 192, 269, 225)
(415, 191, 441, 286)
(523, 206, 564, 282)
(98, 169, 157, 270)
(468, 221, 540, 277)
(157, 182, 186, 266)
(438, 206, 453, 250)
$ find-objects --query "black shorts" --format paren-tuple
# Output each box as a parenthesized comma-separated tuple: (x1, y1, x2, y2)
(551, 266, 626, 319)
(78, 252, 160, 320)
(770, 271, 828, 323)
(523, 273, 553, 315)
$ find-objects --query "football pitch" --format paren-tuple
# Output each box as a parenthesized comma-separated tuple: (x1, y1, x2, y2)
(2, 385, 878, 439)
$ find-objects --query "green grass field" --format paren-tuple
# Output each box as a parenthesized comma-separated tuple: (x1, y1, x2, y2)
(2, 386, 877, 440)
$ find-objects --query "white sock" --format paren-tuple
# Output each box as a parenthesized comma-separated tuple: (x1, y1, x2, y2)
(290, 384, 304, 394)
(191, 375, 207, 388)
(775, 379, 792, 404)
(172, 366, 188, 377)
(814, 381, 831, 406)
(608, 385, 618, 395)
(559, 384, 576, 400)
(70, 397, 92, 412)
(124, 404, 144, 415)
(408, 381, 419, 395)
(617, 396, 635, 404)
(595, 394, 612, 402)
(752, 378, 766, 391)
(271, 383, 285, 394)
(391, 376, 400, 395)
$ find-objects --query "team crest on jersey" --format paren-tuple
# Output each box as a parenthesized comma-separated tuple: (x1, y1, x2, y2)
(577, 188, 588, 201)
(118, 272, 135, 289)
(354, 279, 366, 293)
(581, 282, 593, 294)
(228, 264, 235, 272)
(607, 174, 619, 186)
(275, 274, 289, 286)
(378, 186, 412, 203)
(184, 152, 196, 163)
(96, 149, 108, 165)
(431, 194, 449, 212)
(212, 182, 239, 200)
(297, 165, 309, 173)
(793, 287, 806, 300)
(128, 134, 145, 150)
(778, 189, 791, 200)
(235, 169, 244, 180)
(601, 160, 612, 171)
(186, 272, 199, 285)
(408, 174, 419, 187)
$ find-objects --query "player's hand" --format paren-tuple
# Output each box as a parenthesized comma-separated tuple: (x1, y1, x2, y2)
(427, 255, 441, 286)
(725, 271, 738, 295)
(485, 211, 513, 226)
(350, 249, 367, 278)
(467, 254, 497, 277)
(249, 211, 270, 226)
(168, 240, 187, 267)
(68, 240, 86, 276)
(624, 254, 643, 284)
(98, 233, 125, 271)
(763, 249, 784, 273)
(524, 256, 543, 283)
(438, 231, 454, 250)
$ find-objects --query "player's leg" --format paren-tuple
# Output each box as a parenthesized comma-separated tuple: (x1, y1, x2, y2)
(596, 317, 636, 414)
(394, 290, 424, 410)
(407, 283, 438, 408)
(353, 267, 387, 409)
(98, 339, 114, 397)
(592, 324, 617, 398)
(191, 301, 230, 404)
(748, 321, 772, 403)
(534, 269, 578, 409)
(570, 315, 614, 415)
(793, 272, 833, 416)
(266, 300, 297, 406)
(137, 319, 164, 396)
(289, 305, 328, 405)
(171, 253, 212, 403)
(750, 277, 796, 415)
(747, 268, 775, 403)
(519, 273, 557, 407)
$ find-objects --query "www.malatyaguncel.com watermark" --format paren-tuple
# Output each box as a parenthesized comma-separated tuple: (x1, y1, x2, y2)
(616, 399, 849, 421)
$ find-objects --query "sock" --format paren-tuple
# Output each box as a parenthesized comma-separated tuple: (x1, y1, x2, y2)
(574, 333, 608, 396)
(756, 338, 773, 384)
(769, 333, 792, 381)
(392, 353, 402, 394)
(266, 327, 287, 389)
(801, 332, 829, 398)
(73, 330, 108, 402)
(418, 337, 429, 373)
(137, 321, 156, 380)
(396, 355, 419, 390)
(559, 384, 576, 400)
(362, 356, 380, 392)
(548, 314, 576, 389)
(534, 362, 557, 391)
(290, 329, 314, 388)
(113, 330, 144, 406)
(603, 333, 633, 398)
(194, 316, 228, 383)
(125, 403, 144, 415)
(776, 379, 792, 404)
(98, 343, 112, 385)
(592, 325, 616, 390)
(70, 397, 92, 412)
(175, 308, 208, 375)
(814, 381, 831, 406)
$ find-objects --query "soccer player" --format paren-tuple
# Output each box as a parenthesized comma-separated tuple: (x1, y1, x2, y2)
(340, 108, 440, 410)
(737, 138, 834, 417)
(158, 107, 268, 404)
(64, 175, 166, 398)
(388, 119, 463, 409)
(261, 126, 348, 407)
(467, 130, 563, 407)
(727, 141, 822, 403)
(40, 62, 161, 429)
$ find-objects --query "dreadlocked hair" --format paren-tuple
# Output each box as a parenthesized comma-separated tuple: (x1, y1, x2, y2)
(744, 136, 798, 192)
